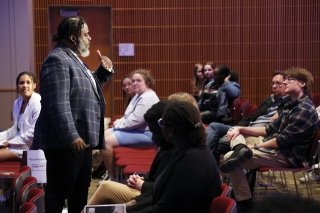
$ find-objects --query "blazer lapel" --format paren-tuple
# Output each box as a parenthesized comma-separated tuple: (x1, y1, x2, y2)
(64, 48, 101, 100)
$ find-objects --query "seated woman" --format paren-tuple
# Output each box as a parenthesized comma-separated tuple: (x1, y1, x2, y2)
(86, 100, 173, 208)
(0, 71, 41, 161)
(191, 63, 205, 101)
(86, 94, 199, 211)
(122, 75, 135, 108)
(100, 69, 159, 179)
(143, 101, 221, 213)
(198, 64, 240, 124)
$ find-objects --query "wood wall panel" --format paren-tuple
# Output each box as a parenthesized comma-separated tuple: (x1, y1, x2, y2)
(34, 0, 320, 117)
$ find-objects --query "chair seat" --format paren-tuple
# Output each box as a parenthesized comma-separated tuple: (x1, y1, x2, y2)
(123, 164, 151, 175)
(115, 157, 155, 167)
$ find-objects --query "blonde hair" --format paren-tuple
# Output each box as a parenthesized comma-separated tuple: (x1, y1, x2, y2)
(168, 92, 198, 109)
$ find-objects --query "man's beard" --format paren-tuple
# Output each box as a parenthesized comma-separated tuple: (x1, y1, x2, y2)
(78, 38, 90, 57)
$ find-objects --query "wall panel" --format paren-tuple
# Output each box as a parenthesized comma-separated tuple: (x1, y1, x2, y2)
(33, 0, 320, 117)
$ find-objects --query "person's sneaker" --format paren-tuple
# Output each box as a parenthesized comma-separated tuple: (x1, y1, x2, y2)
(220, 147, 253, 173)
(299, 170, 320, 183)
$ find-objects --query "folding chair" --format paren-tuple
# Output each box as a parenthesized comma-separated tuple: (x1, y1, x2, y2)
(210, 196, 237, 213)
(255, 129, 320, 200)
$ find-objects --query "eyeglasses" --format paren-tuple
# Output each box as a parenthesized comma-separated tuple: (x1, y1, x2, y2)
(270, 81, 284, 86)
(204, 69, 213, 71)
(285, 77, 298, 83)
(157, 118, 164, 128)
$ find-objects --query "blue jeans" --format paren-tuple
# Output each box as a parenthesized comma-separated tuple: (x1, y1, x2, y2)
(206, 122, 232, 163)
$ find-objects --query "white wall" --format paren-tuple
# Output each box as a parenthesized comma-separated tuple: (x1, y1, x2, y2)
(0, 0, 34, 129)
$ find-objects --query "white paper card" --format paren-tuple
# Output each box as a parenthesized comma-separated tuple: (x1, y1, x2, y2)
(27, 150, 47, 183)
(85, 204, 126, 213)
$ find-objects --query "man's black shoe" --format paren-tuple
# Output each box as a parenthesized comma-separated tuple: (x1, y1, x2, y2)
(220, 147, 253, 173)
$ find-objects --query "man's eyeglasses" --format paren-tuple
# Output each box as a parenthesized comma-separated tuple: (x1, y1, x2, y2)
(271, 81, 284, 86)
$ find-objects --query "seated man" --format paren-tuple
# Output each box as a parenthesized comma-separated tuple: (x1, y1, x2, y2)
(220, 67, 319, 212)
(207, 70, 289, 163)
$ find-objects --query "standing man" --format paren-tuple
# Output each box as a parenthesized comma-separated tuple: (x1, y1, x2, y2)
(32, 16, 114, 213)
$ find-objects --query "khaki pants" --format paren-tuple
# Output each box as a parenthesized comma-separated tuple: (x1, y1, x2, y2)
(87, 180, 141, 205)
(223, 135, 290, 201)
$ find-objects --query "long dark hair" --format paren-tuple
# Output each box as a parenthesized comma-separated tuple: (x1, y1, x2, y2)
(162, 101, 205, 149)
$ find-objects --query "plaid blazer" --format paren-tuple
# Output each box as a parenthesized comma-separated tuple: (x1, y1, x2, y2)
(32, 45, 113, 150)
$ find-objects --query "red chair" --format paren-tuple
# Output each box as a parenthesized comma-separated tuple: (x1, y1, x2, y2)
(210, 196, 237, 213)
(16, 176, 38, 211)
(19, 201, 37, 213)
(230, 98, 249, 125)
(241, 103, 258, 118)
(311, 93, 320, 107)
(26, 188, 45, 213)
(255, 129, 320, 200)
(113, 146, 157, 154)
(220, 183, 232, 197)
(11, 166, 32, 213)
(113, 146, 157, 181)
(123, 164, 151, 176)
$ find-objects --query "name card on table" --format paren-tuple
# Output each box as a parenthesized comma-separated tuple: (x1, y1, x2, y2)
(27, 150, 47, 183)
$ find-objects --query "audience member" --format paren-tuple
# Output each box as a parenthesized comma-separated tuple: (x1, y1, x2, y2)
(220, 67, 319, 212)
(101, 69, 159, 179)
(32, 16, 114, 213)
(198, 64, 240, 124)
(142, 101, 221, 213)
(191, 63, 205, 101)
(0, 71, 41, 161)
(86, 101, 173, 209)
(122, 76, 134, 107)
(207, 70, 289, 164)
(87, 93, 201, 212)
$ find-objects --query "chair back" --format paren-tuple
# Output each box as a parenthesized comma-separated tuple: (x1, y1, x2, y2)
(241, 103, 258, 118)
(210, 196, 237, 213)
(220, 184, 232, 197)
(27, 188, 45, 213)
(17, 176, 38, 210)
(304, 129, 320, 168)
(11, 166, 32, 213)
(19, 201, 37, 213)
(230, 98, 249, 125)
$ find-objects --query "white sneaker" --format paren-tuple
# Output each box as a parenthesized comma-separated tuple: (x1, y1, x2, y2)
(299, 170, 320, 183)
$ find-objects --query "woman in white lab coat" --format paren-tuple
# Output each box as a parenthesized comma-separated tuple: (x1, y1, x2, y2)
(0, 71, 41, 161)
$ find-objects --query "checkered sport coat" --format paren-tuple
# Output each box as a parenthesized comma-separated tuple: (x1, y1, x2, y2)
(32, 45, 113, 150)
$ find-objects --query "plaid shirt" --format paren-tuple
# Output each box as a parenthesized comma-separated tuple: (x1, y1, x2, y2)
(265, 95, 319, 167)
